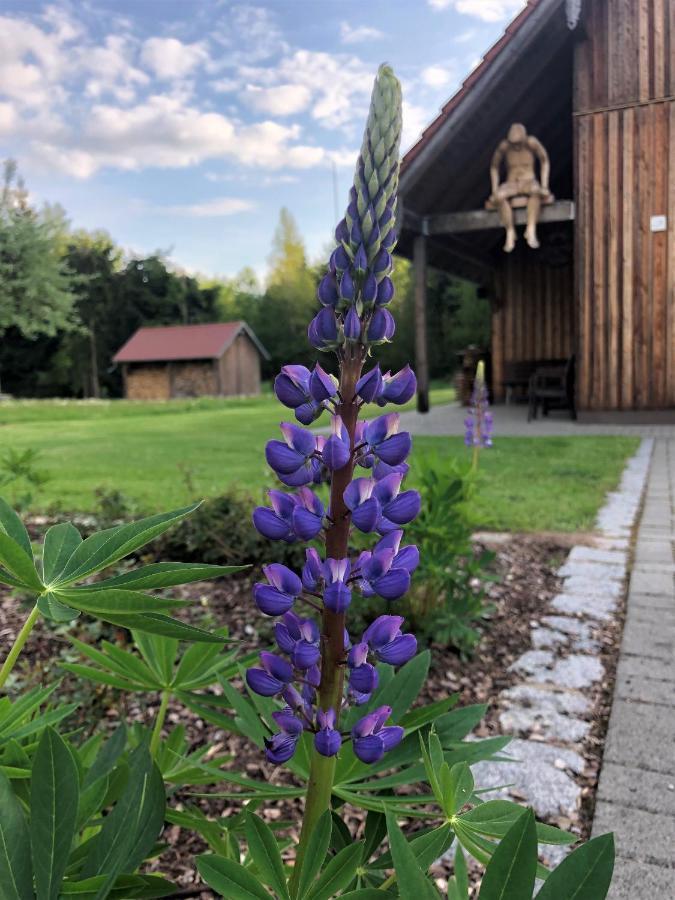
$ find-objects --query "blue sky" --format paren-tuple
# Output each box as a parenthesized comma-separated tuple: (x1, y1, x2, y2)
(0, 0, 525, 281)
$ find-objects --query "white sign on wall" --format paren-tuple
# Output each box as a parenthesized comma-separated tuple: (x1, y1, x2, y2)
(650, 215, 667, 233)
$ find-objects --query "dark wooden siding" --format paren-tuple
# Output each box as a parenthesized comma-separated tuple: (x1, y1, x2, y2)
(574, 0, 675, 410)
(491, 248, 575, 402)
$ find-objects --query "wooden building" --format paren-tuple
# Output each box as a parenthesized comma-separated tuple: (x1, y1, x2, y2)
(113, 322, 269, 400)
(398, 0, 675, 416)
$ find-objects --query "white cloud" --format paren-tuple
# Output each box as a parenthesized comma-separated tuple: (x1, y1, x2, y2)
(401, 100, 432, 151)
(339, 22, 385, 44)
(244, 83, 312, 116)
(428, 0, 525, 20)
(141, 37, 208, 80)
(421, 65, 453, 87)
(163, 197, 255, 217)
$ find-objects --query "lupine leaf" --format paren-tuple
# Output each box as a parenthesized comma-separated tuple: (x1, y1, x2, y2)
(295, 810, 332, 899)
(362, 811, 386, 863)
(436, 705, 488, 743)
(59, 663, 138, 692)
(0, 498, 33, 559)
(460, 800, 577, 845)
(245, 812, 289, 900)
(450, 844, 469, 900)
(443, 762, 474, 816)
(196, 855, 271, 899)
(57, 588, 187, 615)
(370, 651, 429, 723)
(399, 695, 458, 731)
(133, 632, 177, 685)
(477, 808, 537, 900)
(58, 873, 175, 898)
(0, 533, 41, 591)
(90, 562, 247, 591)
(99, 612, 227, 643)
(42, 523, 82, 585)
(306, 842, 364, 900)
(30, 727, 80, 900)
(54, 504, 200, 585)
(37, 592, 80, 623)
(369, 824, 454, 871)
(535, 833, 615, 899)
(383, 811, 439, 899)
(0, 771, 33, 900)
(341, 892, 396, 899)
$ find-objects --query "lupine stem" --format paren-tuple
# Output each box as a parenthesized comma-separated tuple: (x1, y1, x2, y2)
(149, 689, 170, 757)
(0, 603, 40, 691)
(290, 350, 364, 896)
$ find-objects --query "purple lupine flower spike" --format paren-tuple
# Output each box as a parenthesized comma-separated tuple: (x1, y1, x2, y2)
(322, 416, 351, 471)
(253, 563, 302, 616)
(323, 558, 352, 612)
(356, 366, 384, 403)
(314, 708, 342, 757)
(379, 365, 417, 406)
(352, 704, 404, 764)
(465, 360, 493, 450)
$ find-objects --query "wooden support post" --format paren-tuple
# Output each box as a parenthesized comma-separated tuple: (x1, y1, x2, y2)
(413, 234, 430, 413)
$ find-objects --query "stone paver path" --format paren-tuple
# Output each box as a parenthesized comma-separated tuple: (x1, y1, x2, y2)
(591, 438, 675, 897)
(398, 402, 675, 438)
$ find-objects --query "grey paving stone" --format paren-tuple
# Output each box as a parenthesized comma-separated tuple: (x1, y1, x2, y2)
(563, 576, 624, 599)
(558, 560, 626, 582)
(541, 616, 593, 639)
(531, 627, 568, 650)
(499, 706, 590, 743)
(620, 621, 675, 660)
(549, 655, 604, 689)
(601, 859, 675, 899)
(502, 685, 592, 717)
(551, 592, 617, 621)
(596, 762, 675, 817)
(471, 739, 584, 820)
(592, 801, 675, 868)
(604, 699, 675, 773)
(568, 546, 628, 566)
(508, 650, 554, 679)
(634, 541, 673, 561)
(625, 603, 675, 627)
(628, 589, 675, 612)
(615, 654, 675, 707)
(630, 569, 675, 596)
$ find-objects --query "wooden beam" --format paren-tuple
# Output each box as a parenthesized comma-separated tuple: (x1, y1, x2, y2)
(413, 235, 430, 414)
(426, 200, 575, 235)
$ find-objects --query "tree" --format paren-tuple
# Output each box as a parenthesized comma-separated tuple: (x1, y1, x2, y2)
(0, 160, 77, 346)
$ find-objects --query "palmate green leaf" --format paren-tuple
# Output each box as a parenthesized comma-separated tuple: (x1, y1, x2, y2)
(68, 637, 160, 689)
(196, 855, 271, 899)
(535, 833, 615, 900)
(0, 771, 33, 900)
(369, 651, 430, 724)
(399, 695, 458, 731)
(370, 823, 454, 872)
(99, 611, 227, 643)
(0, 532, 42, 591)
(30, 727, 80, 900)
(383, 811, 439, 899)
(306, 842, 364, 900)
(59, 663, 138, 692)
(442, 762, 474, 816)
(296, 810, 332, 900)
(0, 498, 33, 560)
(37, 592, 80, 623)
(477, 808, 537, 900)
(59, 873, 175, 898)
(56, 588, 188, 615)
(341, 892, 396, 899)
(82, 743, 165, 898)
(362, 811, 386, 864)
(245, 812, 290, 900)
(436, 704, 488, 742)
(42, 522, 82, 585)
(447, 844, 469, 900)
(90, 561, 248, 591)
(53, 504, 201, 586)
(455, 821, 551, 884)
(0, 683, 60, 736)
(460, 800, 577, 846)
(132, 632, 177, 685)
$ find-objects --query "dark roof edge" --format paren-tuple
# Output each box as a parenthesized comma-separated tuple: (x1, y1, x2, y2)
(223, 322, 271, 361)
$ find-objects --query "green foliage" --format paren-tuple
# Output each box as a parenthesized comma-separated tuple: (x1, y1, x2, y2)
(406, 455, 495, 654)
(0, 449, 49, 512)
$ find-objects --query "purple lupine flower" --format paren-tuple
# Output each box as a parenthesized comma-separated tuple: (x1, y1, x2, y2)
(252, 489, 297, 542)
(314, 708, 342, 757)
(352, 705, 404, 764)
(275, 611, 320, 670)
(375, 276, 395, 306)
(354, 543, 411, 600)
(291, 486, 325, 541)
(356, 366, 384, 403)
(363, 615, 417, 666)
(465, 360, 493, 450)
(301, 547, 323, 591)
(317, 273, 339, 307)
(253, 563, 302, 616)
(347, 641, 379, 700)
(367, 308, 396, 342)
(275, 365, 311, 409)
(373, 473, 421, 533)
(246, 651, 294, 697)
(378, 366, 417, 406)
(323, 558, 352, 612)
(321, 416, 351, 471)
(364, 413, 412, 466)
(309, 364, 338, 403)
(265, 423, 316, 481)
(308, 307, 339, 350)
(343, 477, 381, 533)
(343, 306, 362, 342)
(264, 707, 304, 763)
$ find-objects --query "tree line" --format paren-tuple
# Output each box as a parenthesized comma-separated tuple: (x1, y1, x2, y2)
(0, 162, 489, 398)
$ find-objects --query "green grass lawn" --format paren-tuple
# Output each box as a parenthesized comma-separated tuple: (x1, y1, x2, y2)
(0, 389, 638, 532)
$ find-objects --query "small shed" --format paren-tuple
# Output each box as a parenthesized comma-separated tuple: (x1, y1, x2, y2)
(398, 0, 675, 418)
(113, 322, 269, 400)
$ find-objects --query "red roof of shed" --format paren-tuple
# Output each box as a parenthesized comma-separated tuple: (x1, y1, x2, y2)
(113, 322, 269, 363)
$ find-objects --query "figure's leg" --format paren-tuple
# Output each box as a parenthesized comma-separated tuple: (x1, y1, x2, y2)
(525, 194, 541, 249)
(498, 198, 516, 253)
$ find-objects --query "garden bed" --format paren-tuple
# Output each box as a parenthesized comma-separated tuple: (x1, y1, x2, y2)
(0, 531, 622, 895)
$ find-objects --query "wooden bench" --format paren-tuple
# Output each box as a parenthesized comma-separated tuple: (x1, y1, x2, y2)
(527, 355, 576, 421)
(503, 358, 566, 404)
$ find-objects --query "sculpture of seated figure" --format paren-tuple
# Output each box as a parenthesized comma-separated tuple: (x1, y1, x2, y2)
(487, 123, 554, 253)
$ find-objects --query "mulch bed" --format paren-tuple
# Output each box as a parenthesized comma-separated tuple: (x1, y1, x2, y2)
(0, 535, 620, 896)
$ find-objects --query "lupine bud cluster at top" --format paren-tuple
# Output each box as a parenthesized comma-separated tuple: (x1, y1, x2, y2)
(246, 64, 420, 768)
(464, 360, 493, 450)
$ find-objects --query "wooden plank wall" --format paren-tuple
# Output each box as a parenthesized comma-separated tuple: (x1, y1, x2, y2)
(491, 251, 575, 402)
(574, 0, 675, 410)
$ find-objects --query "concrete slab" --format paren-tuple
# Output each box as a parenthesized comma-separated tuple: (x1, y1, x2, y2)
(629, 569, 675, 596)
(592, 801, 675, 868)
(603, 699, 675, 773)
(596, 762, 675, 817)
(619, 621, 675, 660)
